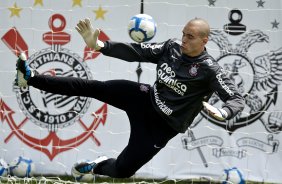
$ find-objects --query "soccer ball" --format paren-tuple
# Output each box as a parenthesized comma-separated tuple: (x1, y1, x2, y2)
(72, 172, 94, 182)
(128, 14, 157, 43)
(0, 158, 9, 177)
(71, 159, 95, 182)
(220, 167, 245, 184)
(9, 156, 35, 177)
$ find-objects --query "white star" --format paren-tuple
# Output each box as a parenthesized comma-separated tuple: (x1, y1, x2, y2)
(36, 112, 41, 118)
(68, 113, 74, 118)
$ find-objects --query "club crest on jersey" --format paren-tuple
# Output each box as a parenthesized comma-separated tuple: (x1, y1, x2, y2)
(189, 64, 199, 76)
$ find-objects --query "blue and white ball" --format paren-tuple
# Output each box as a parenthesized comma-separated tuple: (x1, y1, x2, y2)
(221, 167, 245, 184)
(72, 172, 94, 182)
(128, 14, 157, 43)
(0, 158, 9, 177)
(9, 156, 35, 177)
(71, 159, 94, 182)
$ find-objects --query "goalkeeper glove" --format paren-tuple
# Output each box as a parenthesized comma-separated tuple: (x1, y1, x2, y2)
(75, 18, 104, 50)
(202, 101, 228, 121)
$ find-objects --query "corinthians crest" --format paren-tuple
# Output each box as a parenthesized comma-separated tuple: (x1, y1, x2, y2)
(199, 11, 282, 133)
(0, 14, 109, 160)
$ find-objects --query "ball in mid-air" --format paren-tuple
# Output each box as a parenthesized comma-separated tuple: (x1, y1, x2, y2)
(128, 14, 157, 43)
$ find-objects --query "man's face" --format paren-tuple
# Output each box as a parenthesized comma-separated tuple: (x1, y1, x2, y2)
(181, 22, 208, 57)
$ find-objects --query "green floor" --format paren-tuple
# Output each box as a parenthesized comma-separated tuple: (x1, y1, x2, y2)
(0, 175, 276, 184)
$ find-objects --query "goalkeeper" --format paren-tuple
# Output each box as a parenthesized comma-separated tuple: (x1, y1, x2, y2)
(15, 18, 245, 178)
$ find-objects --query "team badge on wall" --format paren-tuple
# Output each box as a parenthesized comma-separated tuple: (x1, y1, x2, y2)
(181, 8, 281, 168)
(1, 14, 110, 160)
(198, 9, 282, 133)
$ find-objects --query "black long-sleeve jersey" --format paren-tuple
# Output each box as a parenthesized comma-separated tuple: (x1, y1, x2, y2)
(100, 39, 245, 133)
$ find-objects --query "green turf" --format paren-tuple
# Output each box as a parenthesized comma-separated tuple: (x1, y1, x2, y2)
(0, 175, 276, 184)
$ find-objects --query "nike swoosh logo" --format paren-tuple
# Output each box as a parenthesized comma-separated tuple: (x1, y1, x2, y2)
(154, 144, 162, 149)
(171, 55, 177, 60)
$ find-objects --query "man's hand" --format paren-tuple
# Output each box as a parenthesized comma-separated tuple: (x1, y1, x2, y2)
(75, 18, 104, 50)
(202, 101, 228, 121)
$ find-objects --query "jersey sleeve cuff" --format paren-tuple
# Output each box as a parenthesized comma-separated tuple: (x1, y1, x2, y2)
(222, 107, 232, 120)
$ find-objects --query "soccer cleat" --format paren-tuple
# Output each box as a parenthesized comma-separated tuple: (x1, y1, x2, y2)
(72, 156, 108, 175)
(15, 53, 32, 87)
(202, 101, 228, 121)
